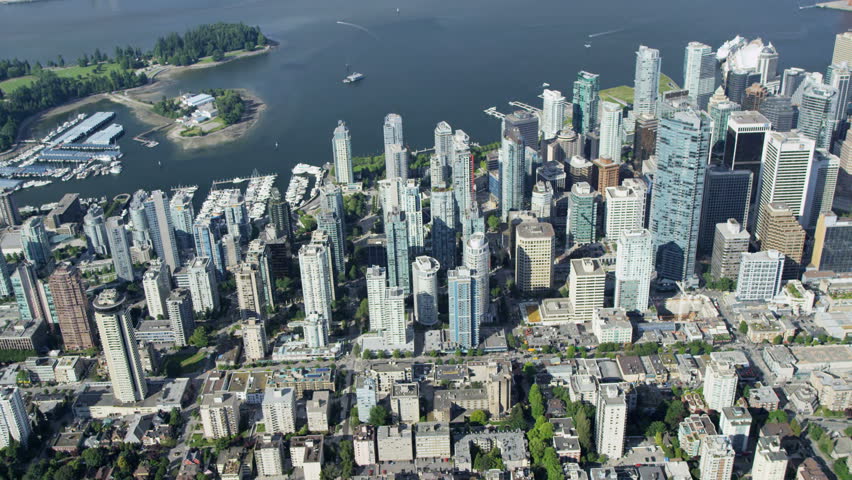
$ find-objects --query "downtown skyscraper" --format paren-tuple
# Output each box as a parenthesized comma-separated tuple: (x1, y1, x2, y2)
(683, 42, 715, 110)
(94, 289, 147, 403)
(448, 266, 476, 349)
(754, 131, 815, 237)
(105, 216, 134, 282)
(385, 207, 411, 294)
(500, 126, 526, 221)
(615, 229, 653, 312)
(299, 242, 335, 323)
(463, 233, 490, 327)
(650, 107, 712, 282)
(142, 190, 181, 274)
(49, 264, 95, 351)
(384, 113, 408, 181)
(599, 102, 623, 160)
(634, 45, 662, 117)
(432, 121, 453, 186)
(430, 183, 457, 271)
(332, 120, 354, 184)
(541, 88, 567, 141)
(572, 71, 600, 135)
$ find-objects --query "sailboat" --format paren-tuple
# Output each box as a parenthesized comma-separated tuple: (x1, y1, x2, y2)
(275, 141, 279, 149)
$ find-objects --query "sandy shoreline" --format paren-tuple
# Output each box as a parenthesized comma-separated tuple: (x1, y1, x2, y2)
(2, 45, 273, 157)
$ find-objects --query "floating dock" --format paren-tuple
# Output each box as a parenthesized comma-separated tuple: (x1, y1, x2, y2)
(50, 112, 115, 146)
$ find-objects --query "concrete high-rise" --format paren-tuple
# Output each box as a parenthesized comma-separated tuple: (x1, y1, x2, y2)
(385, 143, 409, 182)
(0, 387, 31, 448)
(49, 264, 95, 351)
(698, 167, 753, 254)
(263, 388, 296, 434)
(833, 32, 852, 66)
(573, 71, 600, 135)
(385, 208, 411, 294)
(366, 266, 387, 332)
(332, 120, 354, 184)
(402, 180, 425, 256)
(166, 289, 194, 347)
(711, 220, 751, 281)
(383, 287, 407, 346)
(243, 318, 267, 362)
(316, 211, 346, 275)
(752, 436, 788, 480)
(200, 394, 240, 439)
(83, 205, 109, 256)
(143, 190, 180, 273)
(595, 385, 627, 459)
(299, 243, 335, 322)
(500, 126, 526, 221)
(411, 257, 439, 326)
(599, 102, 623, 160)
(782, 67, 807, 97)
(699, 436, 735, 480)
(448, 266, 476, 349)
(615, 229, 653, 312)
(187, 256, 220, 314)
(142, 260, 170, 319)
(567, 182, 598, 249)
(0, 247, 10, 298)
(432, 121, 453, 186)
(757, 203, 806, 280)
(755, 131, 815, 236)
(464, 233, 490, 327)
(634, 45, 662, 117)
(94, 289, 147, 403)
(169, 189, 195, 253)
(735, 250, 784, 301)
(21, 216, 50, 271)
(530, 181, 553, 223)
(810, 212, 852, 272)
(541, 89, 567, 141)
(683, 42, 715, 110)
(303, 313, 329, 348)
(430, 183, 457, 270)
(515, 222, 554, 294)
(650, 108, 712, 282)
(105, 217, 134, 282)
(452, 130, 474, 219)
(570, 258, 606, 322)
(759, 96, 795, 132)
(704, 361, 738, 411)
(605, 183, 645, 239)
(0, 189, 21, 227)
(234, 262, 264, 320)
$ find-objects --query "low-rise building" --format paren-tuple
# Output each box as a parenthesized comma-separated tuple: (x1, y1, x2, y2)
(592, 307, 633, 344)
(413, 422, 451, 459)
(433, 388, 489, 422)
(810, 371, 851, 411)
(551, 417, 581, 462)
(354, 424, 377, 466)
(454, 431, 529, 471)
(54, 356, 86, 383)
(738, 311, 796, 344)
(797, 457, 830, 480)
(787, 384, 819, 414)
(390, 382, 420, 424)
(749, 386, 781, 411)
(377, 424, 414, 462)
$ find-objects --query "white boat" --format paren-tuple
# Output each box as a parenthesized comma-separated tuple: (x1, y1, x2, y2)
(343, 72, 365, 84)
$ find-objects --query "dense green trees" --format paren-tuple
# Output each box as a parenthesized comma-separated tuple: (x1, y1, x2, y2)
(153, 97, 194, 119)
(0, 59, 32, 82)
(368, 405, 390, 426)
(213, 90, 245, 125)
(0, 68, 146, 150)
(153, 23, 266, 66)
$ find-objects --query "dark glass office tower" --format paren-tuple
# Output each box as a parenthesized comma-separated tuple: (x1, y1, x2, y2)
(723, 111, 771, 202)
(698, 166, 753, 255)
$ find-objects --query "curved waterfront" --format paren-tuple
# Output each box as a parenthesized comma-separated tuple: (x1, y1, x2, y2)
(0, 0, 848, 206)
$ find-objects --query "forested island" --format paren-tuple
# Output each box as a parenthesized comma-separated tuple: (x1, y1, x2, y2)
(0, 23, 268, 151)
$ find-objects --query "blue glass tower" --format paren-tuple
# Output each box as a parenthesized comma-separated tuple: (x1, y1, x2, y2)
(650, 107, 712, 282)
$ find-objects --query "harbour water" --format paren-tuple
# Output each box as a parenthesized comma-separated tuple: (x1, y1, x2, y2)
(1, 0, 850, 207)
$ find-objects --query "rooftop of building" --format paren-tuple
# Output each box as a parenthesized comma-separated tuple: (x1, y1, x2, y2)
(516, 221, 555, 239)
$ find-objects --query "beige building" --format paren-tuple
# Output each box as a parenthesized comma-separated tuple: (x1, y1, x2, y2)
(569, 258, 605, 322)
(289, 435, 324, 480)
(200, 394, 241, 439)
(306, 390, 330, 433)
(254, 434, 285, 477)
(515, 222, 554, 293)
(699, 435, 735, 480)
(243, 319, 268, 362)
(752, 436, 788, 480)
(390, 382, 420, 424)
(710, 219, 750, 281)
(261, 387, 296, 434)
(353, 425, 377, 466)
(758, 203, 806, 280)
(414, 422, 451, 459)
(810, 371, 851, 411)
(377, 425, 414, 462)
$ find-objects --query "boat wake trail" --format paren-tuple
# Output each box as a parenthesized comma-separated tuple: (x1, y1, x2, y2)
(336, 21, 379, 40)
(588, 28, 625, 38)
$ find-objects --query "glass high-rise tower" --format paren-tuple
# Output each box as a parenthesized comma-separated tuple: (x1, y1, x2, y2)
(572, 71, 600, 135)
(683, 42, 715, 110)
(634, 45, 662, 117)
(332, 120, 354, 184)
(649, 107, 712, 282)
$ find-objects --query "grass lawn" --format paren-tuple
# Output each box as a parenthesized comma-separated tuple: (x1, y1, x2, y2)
(180, 126, 203, 137)
(162, 349, 208, 375)
(196, 48, 253, 64)
(0, 62, 124, 94)
(599, 73, 680, 105)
